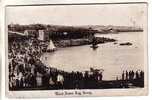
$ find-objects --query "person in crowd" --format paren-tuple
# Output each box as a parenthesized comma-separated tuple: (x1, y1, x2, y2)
(125, 71, 128, 80)
(122, 71, 125, 80)
(135, 70, 139, 79)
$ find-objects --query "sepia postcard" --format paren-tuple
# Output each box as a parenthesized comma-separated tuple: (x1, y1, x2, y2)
(5, 3, 148, 98)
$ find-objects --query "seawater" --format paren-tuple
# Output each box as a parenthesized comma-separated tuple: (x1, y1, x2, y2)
(41, 32, 145, 80)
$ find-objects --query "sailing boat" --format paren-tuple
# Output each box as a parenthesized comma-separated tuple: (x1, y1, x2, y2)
(47, 40, 56, 52)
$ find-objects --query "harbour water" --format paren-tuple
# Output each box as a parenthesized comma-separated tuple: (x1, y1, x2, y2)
(41, 32, 145, 80)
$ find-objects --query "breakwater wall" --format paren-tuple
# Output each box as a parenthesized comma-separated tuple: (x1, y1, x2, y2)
(53, 37, 116, 48)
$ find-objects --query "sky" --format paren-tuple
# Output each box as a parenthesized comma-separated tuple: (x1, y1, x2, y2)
(6, 3, 147, 27)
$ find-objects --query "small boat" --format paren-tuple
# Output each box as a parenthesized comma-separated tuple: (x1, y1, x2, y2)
(47, 40, 56, 52)
(119, 42, 132, 46)
(90, 45, 99, 49)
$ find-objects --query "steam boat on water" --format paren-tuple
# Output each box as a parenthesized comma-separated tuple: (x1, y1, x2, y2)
(90, 36, 99, 50)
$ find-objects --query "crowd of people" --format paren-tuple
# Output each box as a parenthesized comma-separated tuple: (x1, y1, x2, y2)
(121, 70, 144, 81)
(8, 38, 104, 90)
(8, 37, 144, 90)
(121, 70, 144, 87)
(9, 38, 46, 90)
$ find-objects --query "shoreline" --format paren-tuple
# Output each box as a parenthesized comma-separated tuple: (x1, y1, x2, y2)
(53, 37, 116, 48)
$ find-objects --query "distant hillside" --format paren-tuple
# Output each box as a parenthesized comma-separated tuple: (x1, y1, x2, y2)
(81, 25, 143, 33)
(8, 24, 143, 34)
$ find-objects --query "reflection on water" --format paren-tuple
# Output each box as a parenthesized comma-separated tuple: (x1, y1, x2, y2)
(41, 32, 145, 80)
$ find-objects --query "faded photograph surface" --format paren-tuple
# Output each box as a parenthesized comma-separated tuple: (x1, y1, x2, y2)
(6, 3, 147, 93)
